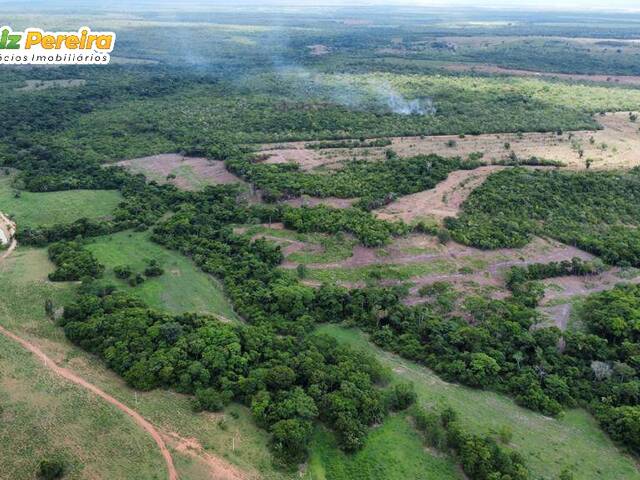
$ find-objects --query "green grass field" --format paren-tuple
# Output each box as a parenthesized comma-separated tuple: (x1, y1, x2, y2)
(0, 335, 167, 480)
(316, 324, 640, 480)
(85, 231, 238, 320)
(307, 415, 460, 480)
(0, 174, 122, 228)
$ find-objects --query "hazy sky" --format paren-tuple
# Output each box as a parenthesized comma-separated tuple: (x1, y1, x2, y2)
(5, 0, 640, 13)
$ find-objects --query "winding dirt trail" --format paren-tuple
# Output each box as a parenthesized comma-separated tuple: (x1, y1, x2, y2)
(0, 212, 178, 480)
(0, 324, 179, 480)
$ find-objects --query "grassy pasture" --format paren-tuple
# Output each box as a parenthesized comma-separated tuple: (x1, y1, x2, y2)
(85, 230, 238, 320)
(308, 414, 460, 480)
(0, 335, 166, 480)
(316, 324, 640, 480)
(0, 175, 121, 228)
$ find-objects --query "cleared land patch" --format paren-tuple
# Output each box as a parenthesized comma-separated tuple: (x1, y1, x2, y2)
(375, 166, 503, 223)
(0, 174, 121, 228)
(257, 112, 640, 171)
(86, 230, 238, 319)
(15, 79, 86, 92)
(443, 63, 640, 86)
(115, 154, 246, 190)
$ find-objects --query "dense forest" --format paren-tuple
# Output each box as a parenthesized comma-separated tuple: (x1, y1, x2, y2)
(447, 168, 640, 266)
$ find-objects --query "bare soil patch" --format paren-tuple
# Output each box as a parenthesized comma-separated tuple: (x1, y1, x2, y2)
(257, 147, 327, 171)
(541, 270, 640, 304)
(375, 166, 503, 223)
(116, 154, 246, 191)
(307, 44, 330, 56)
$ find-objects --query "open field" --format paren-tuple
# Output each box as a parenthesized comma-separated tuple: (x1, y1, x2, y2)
(15, 79, 86, 92)
(85, 230, 238, 320)
(0, 334, 168, 480)
(308, 415, 461, 480)
(316, 324, 640, 480)
(0, 175, 122, 228)
(115, 154, 247, 191)
(259, 112, 640, 172)
(264, 221, 592, 294)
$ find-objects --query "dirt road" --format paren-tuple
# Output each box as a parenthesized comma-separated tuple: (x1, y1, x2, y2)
(0, 324, 179, 480)
(0, 213, 180, 479)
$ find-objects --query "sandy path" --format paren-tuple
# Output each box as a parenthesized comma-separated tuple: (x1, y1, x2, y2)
(0, 324, 179, 480)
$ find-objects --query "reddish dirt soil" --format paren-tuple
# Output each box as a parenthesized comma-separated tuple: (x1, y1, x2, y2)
(283, 233, 591, 272)
(165, 432, 250, 480)
(375, 166, 504, 223)
(116, 154, 246, 190)
(0, 324, 178, 480)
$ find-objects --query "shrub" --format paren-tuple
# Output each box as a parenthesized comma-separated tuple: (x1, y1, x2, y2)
(114, 264, 133, 279)
(38, 459, 65, 480)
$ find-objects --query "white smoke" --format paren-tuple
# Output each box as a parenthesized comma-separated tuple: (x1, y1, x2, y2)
(371, 81, 437, 115)
(375, 82, 437, 115)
